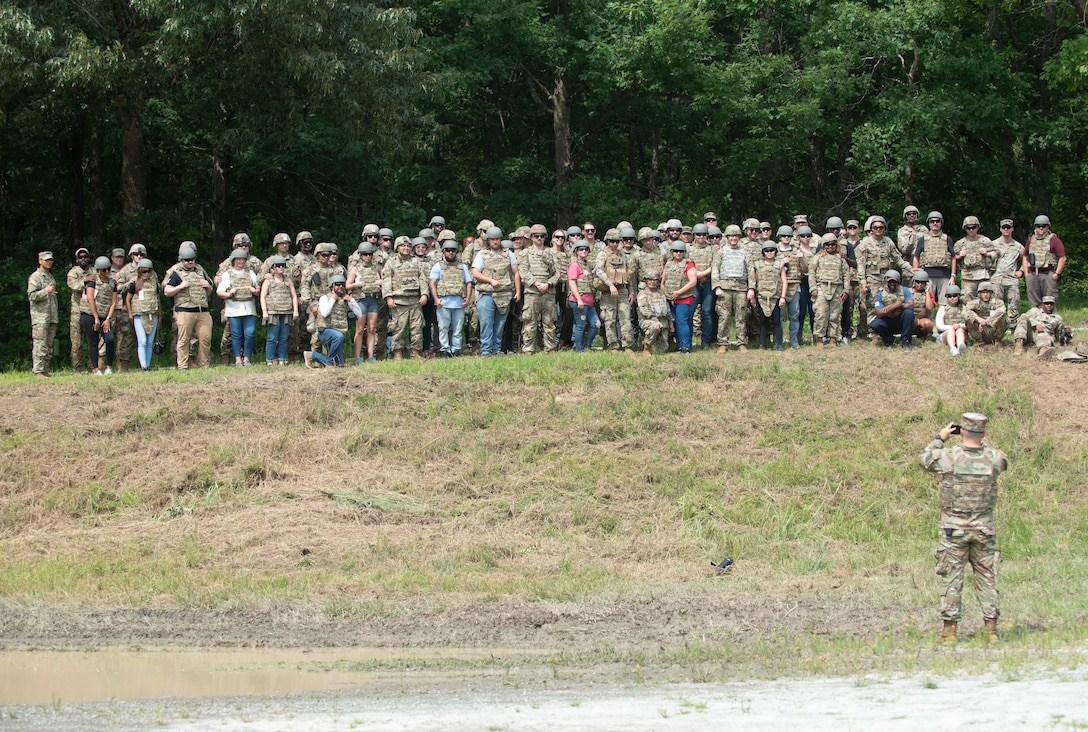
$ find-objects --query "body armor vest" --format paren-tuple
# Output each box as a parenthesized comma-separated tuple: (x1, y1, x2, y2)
(436, 260, 467, 298)
(353, 262, 382, 296)
(663, 259, 689, 297)
(687, 244, 712, 276)
(603, 250, 630, 287)
(942, 303, 966, 326)
(476, 249, 513, 294)
(813, 252, 844, 283)
(227, 269, 253, 302)
(717, 246, 747, 284)
(919, 233, 951, 268)
(1028, 235, 1058, 269)
(939, 446, 998, 515)
(316, 297, 349, 332)
(522, 248, 554, 286)
(174, 268, 210, 309)
(81, 278, 116, 316)
(130, 278, 159, 315)
(265, 277, 294, 314)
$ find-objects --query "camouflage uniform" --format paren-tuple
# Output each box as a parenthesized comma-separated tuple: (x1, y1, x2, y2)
(919, 418, 1007, 624)
(711, 243, 752, 348)
(636, 284, 672, 353)
(382, 253, 429, 355)
(964, 289, 1007, 345)
(953, 235, 995, 300)
(1013, 303, 1063, 349)
(27, 257, 59, 375)
(66, 259, 92, 371)
(593, 245, 635, 350)
(290, 248, 318, 359)
(989, 236, 1024, 329)
(856, 234, 909, 338)
(809, 248, 851, 343)
(518, 245, 558, 353)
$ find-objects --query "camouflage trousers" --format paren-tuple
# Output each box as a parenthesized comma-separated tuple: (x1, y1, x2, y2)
(968, 316, 1008, 345)
(31, 322, 57, 375)
(935, 525, 999, 622)
(388, 301, 423, 353)
(521, 292, 556, 353)
(289, 306, 310, 360)
(856, 282, 881, 337)
(714, 289, 748, 346)
(598, 288, 635, 349)
(463, 298, 479, 354)
(70, 309, 86, 370)
(989, 279, 1020, 329)
(1013, 319, 1055, 348)
(812, 283, 845, 341)
(640, 316, 671, 353)
(961, 278, 987, 300)
(114, 312, 135, 367)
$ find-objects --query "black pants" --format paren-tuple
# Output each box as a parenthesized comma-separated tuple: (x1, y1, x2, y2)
(81, 312, 115, 370)
(758, 304, 783, 349)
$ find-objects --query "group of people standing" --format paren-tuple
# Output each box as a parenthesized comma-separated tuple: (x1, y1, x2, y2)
(26, 207, 1070, 375)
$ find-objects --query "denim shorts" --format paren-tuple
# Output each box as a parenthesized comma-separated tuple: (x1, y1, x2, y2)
(357, 295, 380, 314)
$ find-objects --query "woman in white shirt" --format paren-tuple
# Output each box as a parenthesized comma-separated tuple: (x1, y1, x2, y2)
(216, 248, 260, 366)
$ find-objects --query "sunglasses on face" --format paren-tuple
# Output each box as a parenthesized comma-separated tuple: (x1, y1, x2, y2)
(965, 225, 978, 230)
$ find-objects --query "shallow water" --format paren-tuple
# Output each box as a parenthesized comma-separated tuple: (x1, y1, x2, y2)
(0, 646, 540, 704)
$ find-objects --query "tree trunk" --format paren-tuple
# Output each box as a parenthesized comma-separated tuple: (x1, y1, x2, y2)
(62, 112, 86, 251)
(552, 73, 574, 226)
(88, 123, 106, 245)
(119, 94, 147, 243)
(211, 149, 229, 257)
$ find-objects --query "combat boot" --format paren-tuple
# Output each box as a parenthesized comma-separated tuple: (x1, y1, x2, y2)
(984, 619, 1000, 642)
(1038, 345, 1055, 360)
(393, 350, 403, 361)
(411, 349, 423, 359)
(717, 345, 727, 354)
(643, 344, 652, 356)
(738, 344, 748, 353)
(1013, 339, 1024, 356)
(939, 621, 957, 644)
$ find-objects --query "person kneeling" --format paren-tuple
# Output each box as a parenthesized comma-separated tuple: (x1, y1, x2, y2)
(306, 275, 360, 368)
(637, 275, 673, 354)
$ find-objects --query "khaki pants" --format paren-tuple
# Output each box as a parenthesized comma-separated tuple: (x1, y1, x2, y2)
(175, 311, 212, 368)
(32, 322, 57, 375)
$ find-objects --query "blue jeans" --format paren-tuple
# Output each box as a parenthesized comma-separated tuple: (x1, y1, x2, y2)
(694, 281, 715, 347)
(133, 314, 158, 369)
(671, 301, 694, 352)
(436, 306, 465, 354)
(477, 294, 510, 356)
(265, 314, 290, 362)
(312, 327, 346, 366)
(785, 286, 801, 346)
(571, 303, 600, 352)
(870, 309, 916, 345)
(228, 314, 256, 358)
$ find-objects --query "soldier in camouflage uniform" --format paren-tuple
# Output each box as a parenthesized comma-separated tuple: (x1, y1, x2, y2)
(952, 216, 995, 300)
(989, 219, 1024, 331)
(637, 273, 672, 354)
(593, 227, 636, 352)
(259, 233, 293, 279)
(896, 205, 926, 265)
(27, 251, 59, 377)
(289, 231, 317, 362)
(809, 234, 851, 347)
(1013, 295, 1063, 357)
(920, 412, 1007, 643)
(965, 283, 1007, 346)
(300, 242, 347, 354)
(66, 247, 93, 373)
(114, 243, 149, 371)
(384, 236, 430, 359)
(856, 216, 910, 340)
(749, 243, 787, 351)
(711, 224, 752, 352)
(518, 223, 559, 354)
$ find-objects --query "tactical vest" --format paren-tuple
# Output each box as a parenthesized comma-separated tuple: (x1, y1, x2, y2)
(173, 268, 210, 309)
(435, 260, 467, 298)
(637, 249, 664, 282)
(265, 277, 294, 314)
(687, 243, 713, 276)
(81, 278, 116, 316)
(663, 259, 689, 297)
(129, 278, 159, 316)
(227, 269, 254, 301)
(603, 249, 630, 287)
(522, 248, 554, 286)
(956, 238, 985, 269)
(779, 248, 803, 284)
(316, 297, 349, 333)
(942, 303, 966, 326)
(352, 262, 382, 297)
(859, 236, 895, 282)
(717, 246, 748, 285)
(475, 249, 513, 294)
(386, 256, 423, 300)
(752, 259, 781, 299)
(308, 264, 345, 302)
(967, 299, 999, 320)
(639, 288, 670, 319)
(909, 290, 933, 320)
(897, 225, 923, 259)
(879, 286, 906, 310)
(813, 251, 844, 284)
(938, 446, 998, 516)
(919, 233, 951, 269)
(1028, 234, 1058, 269)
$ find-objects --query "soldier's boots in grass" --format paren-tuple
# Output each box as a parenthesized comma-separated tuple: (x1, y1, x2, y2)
(940, 621, 957, 644)
(984, 619, 1000, 642)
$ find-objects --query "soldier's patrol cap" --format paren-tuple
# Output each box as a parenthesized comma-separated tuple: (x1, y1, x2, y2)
(999, 218, 1014, 227)
(441, 240, 459, 251)
(232, 233, 251, 247)
(429, 215, 446, 226)
(112, 248, 126, 257)
(129, 243, 147, 256)
(681, 225, 692, 234)
(75, 247, 90, 257)
(903, 205, 920, 216)
(885, 269, 901, 281)
(793, 214, 808, 224)
(961, 412, 987, 432)
(1042, 295, 1056, 304)
(329, 274, 347, 286)
(419, 228, 436, 239)
(273, 232, 291, 246)
(703, 212, 718, 221)
(39, 250, 54, 260)
(296, 231, 314, 244)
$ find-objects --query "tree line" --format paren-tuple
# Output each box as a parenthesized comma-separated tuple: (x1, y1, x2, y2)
(1, 0, 1086, 367)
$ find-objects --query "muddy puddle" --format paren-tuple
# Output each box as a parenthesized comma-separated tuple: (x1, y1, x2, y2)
(0, 646, 545, 704)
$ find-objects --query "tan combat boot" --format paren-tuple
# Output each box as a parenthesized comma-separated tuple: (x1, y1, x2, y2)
(717, 345, 727, 354)
(411, 349, 423, 359)
(393, 350, 403, 361)
(984, 619, 1000, 642)
(624, 347, 635, 354)
(1038, 345, 1055, 360)
(643, 344, 652, 356)
(939, 621, 957, 644)
(738, 344, 748, 353)
(1013, 339, 1024, 356)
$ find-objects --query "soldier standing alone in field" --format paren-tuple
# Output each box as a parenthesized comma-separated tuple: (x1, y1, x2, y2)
(920, 412, 1007, 643)
(27, 251, 59, 377)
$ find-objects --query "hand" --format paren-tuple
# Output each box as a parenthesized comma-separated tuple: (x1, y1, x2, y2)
(577, 301, 584, 310)
(811, 290, 818, 301)
(839, 291, 848, 303)
(45, 284, 55, 294)
(387, 298, 397, 310)
(178, 280, 190, 290)
(418, 295, 427, 306)
(263, 316, 269, 324)
(1053, 272, 1060, 281)
(610, 284, 618, 297)
(201, 280, 213, 291)
(102, 320, 110, 333)
(939, 423, 957, 441)
(778, 297, 785, 307)
(536, 282, 548, 293)
(92, 319, 100, 332)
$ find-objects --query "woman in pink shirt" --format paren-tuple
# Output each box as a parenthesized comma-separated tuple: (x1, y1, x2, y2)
(567, 242, 599, 352)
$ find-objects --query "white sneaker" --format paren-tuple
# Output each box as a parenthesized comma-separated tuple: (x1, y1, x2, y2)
(104, 366, 112, 375)
(93, 369, 102, 376)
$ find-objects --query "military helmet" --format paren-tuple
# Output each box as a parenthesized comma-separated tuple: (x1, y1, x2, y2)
(269, 255, 288, 267)
(530, 223, 549, 236)
(962, 215, 980, 229)
(681, 224, 693, 234)
(419, 227, 436, 239)
(129, 243, 147, 256)
(911, 270, 930, 283)
(429, 215, 446, 227)
(616, 220, 633, 231)
(797, 225, 813, 237)
(692, 223, 709, 235)
(638, 226, 657, 241)
(329, 274, 347, 286)
(94, 256, 112, 270)
(825, 216, 844, 229)
(326, 242, 339, 253)
(868, 215, 887, 228)
(273, 232, 291, 246)
(604, 228, 621, 242)
(1034, 214, 1051, 227)
(232, 233, 251, 247)
(574, 241, 590, 251)
(665, 218, 683, 230)
(295, 231, 314, 244)
(437, 229, 456, 242)
(884, 269, 901, 281)
(378, 227, 394, 238)
(776, 225, 793, 238)
(619, 226, 637, 239)
(670, 241, 688, 252)
(566, 225, 582, 237)
(178, 245, 197, 260)
(179, 240, 197, 253)
(926, 211, 944, 223)
(821, 233, 838, 245)
(978, 282, 995, 293)
(707, 225, 722, 237)
(411, 237, 427, 248)
(137, 258, 154, 270)
(743, 218, 761, 230)
(229, 248, 248, 261)
(762, 243, 778, 252)
(724, 224, 742, 236)
(442, 240, 459, 251)
(314, 241, 335, 254)
(501, 239, 514, 250)
(903, 205, 920, 216)
(945, 284, 961, 296)
(358, 242, 376, 254)
(485, 226, 503, 239)
(653, 230, 664, 241)
(477, 219, 495, 232)
(362, 223, 380, 236)
(395, 235, 412, 248)
(513, 225, 531, 240)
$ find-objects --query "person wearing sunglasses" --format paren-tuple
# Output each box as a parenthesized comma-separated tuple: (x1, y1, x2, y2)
(988, 219, 1024, 329)
(952, 216, 995, 300)
(1023, 214, 1066, 307)
(912, 211, 955, 304)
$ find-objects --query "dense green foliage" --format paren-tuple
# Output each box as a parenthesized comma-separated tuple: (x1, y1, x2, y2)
(2, 0, 1087, 366)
